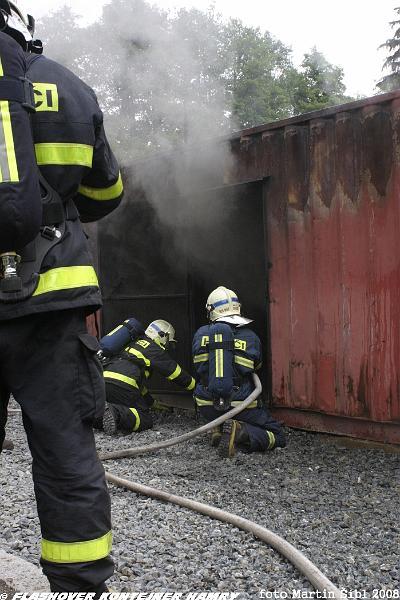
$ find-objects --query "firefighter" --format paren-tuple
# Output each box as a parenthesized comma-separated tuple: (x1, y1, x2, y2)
(0, 1, 123, 593)
(101, 319, 195, 435)
(192, 286, 286, 458)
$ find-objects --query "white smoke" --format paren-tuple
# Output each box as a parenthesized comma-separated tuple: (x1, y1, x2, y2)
(37, 0, 238, 268)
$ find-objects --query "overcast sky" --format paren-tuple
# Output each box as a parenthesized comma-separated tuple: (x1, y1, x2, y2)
(30, 0, 398, 97)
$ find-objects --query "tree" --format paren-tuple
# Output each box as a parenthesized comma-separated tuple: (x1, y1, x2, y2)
(377, 6, 400, 92)
(222, 20, 296, 127)
(36, 2, 352, 155)
(292, 47, 350, 113)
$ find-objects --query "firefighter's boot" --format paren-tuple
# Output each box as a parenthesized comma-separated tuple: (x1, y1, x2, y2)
(218, 419, 249, 458)
(152, 399, 173, 413)
(266, 429, 287, 450)
(210, 425, 222, 447)
(103, 403, 119, 435)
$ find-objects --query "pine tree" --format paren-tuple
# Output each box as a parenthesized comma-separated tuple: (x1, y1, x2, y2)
(378, 6, 400, 91)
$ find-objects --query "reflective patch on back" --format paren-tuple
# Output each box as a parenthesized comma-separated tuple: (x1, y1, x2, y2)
(234, 339, 247, 351)
(201, 335, 209, 347)
(33, 82, 59, 112)
(137, 339, 150, 349)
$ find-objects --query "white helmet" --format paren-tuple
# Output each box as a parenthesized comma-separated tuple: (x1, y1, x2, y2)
(206, 286, 241, 322)
(0, 0, 37, 51)
(145, 319, 176, 349)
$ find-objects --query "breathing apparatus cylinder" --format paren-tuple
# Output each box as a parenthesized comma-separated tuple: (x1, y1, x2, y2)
(207, 322, 235, 411)
(0, 31, 41, 291)
(99, 318, 145, 359)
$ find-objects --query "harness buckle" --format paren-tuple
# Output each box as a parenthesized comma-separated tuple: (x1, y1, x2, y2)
(19, 77, 36, 112)
(41, 226, 61, 241)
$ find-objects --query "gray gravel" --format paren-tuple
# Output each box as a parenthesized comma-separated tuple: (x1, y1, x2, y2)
(1, 405, 399, 598)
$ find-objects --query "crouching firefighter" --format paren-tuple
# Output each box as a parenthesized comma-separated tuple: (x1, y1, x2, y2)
(100, 319, 195, 435)
(0, 1, 124, 593)
(192, 286, 286, 458)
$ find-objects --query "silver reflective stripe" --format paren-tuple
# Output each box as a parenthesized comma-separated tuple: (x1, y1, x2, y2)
(0, 107, 11, 181)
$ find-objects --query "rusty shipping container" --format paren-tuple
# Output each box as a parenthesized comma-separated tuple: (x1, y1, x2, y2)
(98, 90, 400, 444)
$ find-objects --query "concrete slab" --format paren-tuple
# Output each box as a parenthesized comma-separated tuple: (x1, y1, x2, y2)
(0, 550, 49, 592)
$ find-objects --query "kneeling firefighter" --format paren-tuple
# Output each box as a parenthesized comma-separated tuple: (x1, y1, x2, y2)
(192, 286, 286, 458)
(100, 319, 196, 435)
(0, 1, 123, 593)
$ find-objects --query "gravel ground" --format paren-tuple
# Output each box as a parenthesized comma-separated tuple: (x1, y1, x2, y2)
(1, 406, 399, 599)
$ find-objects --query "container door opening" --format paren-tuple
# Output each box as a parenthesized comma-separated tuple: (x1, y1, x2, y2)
(98, 181, 271, 401)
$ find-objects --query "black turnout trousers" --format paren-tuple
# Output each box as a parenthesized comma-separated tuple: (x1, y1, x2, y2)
(0, 309, 113, 592)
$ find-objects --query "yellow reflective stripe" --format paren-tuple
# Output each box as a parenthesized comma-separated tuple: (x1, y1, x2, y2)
(186, 378, 195, 391)
(196, 397, 258, 408)
(35, 143, 93, 167)
(0, 59, 15, 181)
(41, 531, 112, 564)
(128, 348, 150, 367)
(103, 371, 139, 389)
(0, 59, 3, 183)
(231, 400, 258, 409)
(107, 324, 123, 336)
(234, 355, 255, 369)
(167, 365, 182, 381)
(266, 430, 276, 450)
(194, 353, 208, 363)
(144, 370, 150, 379)
(195, 397, 213, 406)
(32, 266, 98, 296)
(78, 172, 123, 201)
(129, 407, 141, 431)
(0, 101, 19, 182)
(141, 386, 148, 395)
(215, 334, 223, 378)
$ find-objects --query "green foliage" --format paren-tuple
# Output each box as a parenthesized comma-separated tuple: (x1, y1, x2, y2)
(36, 1, 351, 158)
(223, 20, 297, 127)
(378, 6, 400, 92)
(292, 47, 351, 113)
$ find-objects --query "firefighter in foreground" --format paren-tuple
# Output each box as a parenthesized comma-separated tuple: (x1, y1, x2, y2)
(192, 286, 286, 458)
(0, 1, 123, 593)
(100, 319, 196, 435)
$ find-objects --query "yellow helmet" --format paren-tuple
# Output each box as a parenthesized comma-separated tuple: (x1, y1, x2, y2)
(145, 319, 176, 349)
(206, 286, 241, 322)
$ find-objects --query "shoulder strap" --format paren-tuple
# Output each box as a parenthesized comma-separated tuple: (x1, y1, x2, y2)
(0, 75, 35, 110)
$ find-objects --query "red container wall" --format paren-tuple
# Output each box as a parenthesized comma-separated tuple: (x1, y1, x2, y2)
(228, 94, 400, 443)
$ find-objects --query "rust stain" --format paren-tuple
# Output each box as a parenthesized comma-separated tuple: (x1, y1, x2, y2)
(310, 118, 335, 208)
(362, 106, 393, 197)
(356, 361, 369, 417)
(284, 126, 309, 209)
(335, 111, 362, 204)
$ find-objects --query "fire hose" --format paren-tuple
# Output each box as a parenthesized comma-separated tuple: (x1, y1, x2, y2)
(99, 374, 263, 461)
(105, 471, 343, 599)
(101, 375, 343, 597)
